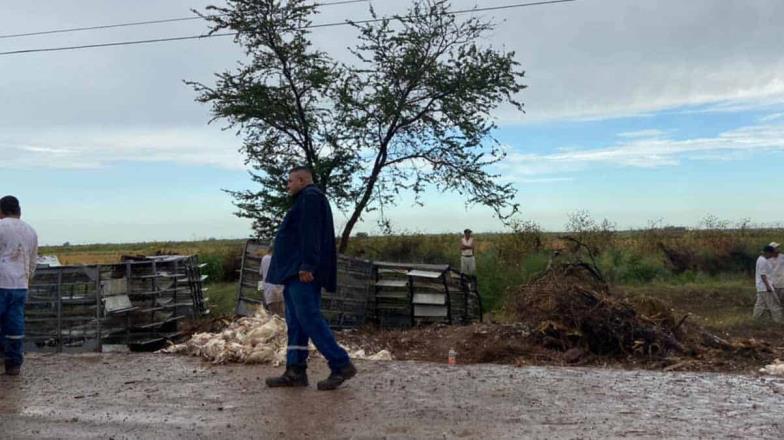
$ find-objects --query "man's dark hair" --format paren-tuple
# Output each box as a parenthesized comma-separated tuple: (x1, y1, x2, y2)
(289, 166, 313, 176)
(0, 195, 21, 216)
(464, 229, 472, 234)
(763, 245, 776, 253)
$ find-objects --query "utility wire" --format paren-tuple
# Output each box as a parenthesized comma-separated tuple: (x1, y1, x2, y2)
(0, 0, 370, 40)
(0, 0, 576, 56)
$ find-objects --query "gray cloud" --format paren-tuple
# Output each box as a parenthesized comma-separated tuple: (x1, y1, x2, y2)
(491, 0, 784, 121)
(3, 0, 784, 239)
(1, 0, 783, 135)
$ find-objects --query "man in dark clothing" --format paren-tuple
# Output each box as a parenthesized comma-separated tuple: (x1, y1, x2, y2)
(265, 166, 356, 391)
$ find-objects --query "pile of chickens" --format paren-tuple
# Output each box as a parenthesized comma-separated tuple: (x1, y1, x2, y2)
(160, 307, 391, 365)
(760, 359, 784, 376)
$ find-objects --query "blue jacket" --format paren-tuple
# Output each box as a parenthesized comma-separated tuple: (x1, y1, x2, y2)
(267, 184, 338, 292)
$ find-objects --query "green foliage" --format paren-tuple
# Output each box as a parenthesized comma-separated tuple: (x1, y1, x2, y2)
(205, 282, 238, 317)
(564, 209, 616, 254)
(634, 215, 759, 276)
(41, 215, 784, 314)
(343, 217, 783, 312)
(599, 249, 667, 284)
(191, 0, 525, 248)
(199, 254, 227, 284)
(496, 219, 544, 262)
(622, 277, 755, 332)
(476, 251, 550, 312)
(198, 246, 244, 283)
(346, 233, 455, 265)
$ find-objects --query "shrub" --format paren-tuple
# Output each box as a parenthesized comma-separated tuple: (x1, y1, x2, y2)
(564, 210, 616, 254)
(599, 249, 667, 284)
(496, 219, 544, 264)
(199, 254, 226, 283)
(197, 246, 244, 283)
(476, 250, 550, 312)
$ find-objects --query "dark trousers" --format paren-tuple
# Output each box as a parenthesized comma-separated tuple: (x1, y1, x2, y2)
(0, 288, 27, 367)
(284, 280, 350, 372)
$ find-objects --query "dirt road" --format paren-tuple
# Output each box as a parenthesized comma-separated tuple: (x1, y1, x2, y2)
(1, 353, 783, 440)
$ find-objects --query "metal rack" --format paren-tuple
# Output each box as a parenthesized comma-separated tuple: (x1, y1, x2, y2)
(234, 239, 375, 329)
(234, 240, 266, 316)
(372, 262, 481, 327)
(25, 255, 209, 353)
(234, 239, 482, 329)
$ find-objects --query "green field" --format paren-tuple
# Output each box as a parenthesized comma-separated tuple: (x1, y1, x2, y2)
(40, 221, 783, 329)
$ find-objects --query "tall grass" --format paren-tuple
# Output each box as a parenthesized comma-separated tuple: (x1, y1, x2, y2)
(41, 214, 783, 312)
(345, 214, 780, 311)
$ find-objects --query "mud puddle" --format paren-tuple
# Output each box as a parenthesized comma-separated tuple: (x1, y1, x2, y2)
(1, 353, 783, 439)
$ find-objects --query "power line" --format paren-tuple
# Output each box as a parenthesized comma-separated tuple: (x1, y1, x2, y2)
(0, 0, 576, 56)
(0, 17, 205, 40)
(0, 0, 371, 40)
(0, 33, 235, 55)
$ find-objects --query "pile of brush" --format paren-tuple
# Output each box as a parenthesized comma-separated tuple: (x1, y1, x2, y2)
(510, 262, 688, 358)
(508, 252, 779, 372)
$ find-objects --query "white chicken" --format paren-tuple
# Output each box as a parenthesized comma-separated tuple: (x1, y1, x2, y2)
(160, 307, 391, 366)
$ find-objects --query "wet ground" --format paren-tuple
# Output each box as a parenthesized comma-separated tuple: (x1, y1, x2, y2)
(1, 354, 783, 440)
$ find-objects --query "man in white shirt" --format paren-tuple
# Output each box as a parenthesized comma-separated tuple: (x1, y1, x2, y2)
(769, 241, 784, 305)
(753, 245, 782, 323)
(0, 196, 38, 376)
(260, 245, 284, 316)
(460, 229, 476, 276)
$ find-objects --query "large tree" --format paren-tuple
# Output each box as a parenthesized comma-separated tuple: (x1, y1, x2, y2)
(191, 0, 525, 251)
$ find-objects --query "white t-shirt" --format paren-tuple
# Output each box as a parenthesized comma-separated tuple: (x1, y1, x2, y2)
(259, 254, 284, 304)
(0, 218, 39, 289)
(771, 254, 784, 287)
(755, 255, 774, 292)
(260, 254, 272, 282)
(461, 237, 474, 257)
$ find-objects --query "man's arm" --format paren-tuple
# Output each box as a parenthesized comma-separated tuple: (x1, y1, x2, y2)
(759, 258, 775, 292)
(297, 193, 322, 283)
(762, 274, 774, 292)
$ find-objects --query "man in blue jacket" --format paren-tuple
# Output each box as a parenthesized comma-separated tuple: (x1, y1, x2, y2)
(265, 166, 356, 390)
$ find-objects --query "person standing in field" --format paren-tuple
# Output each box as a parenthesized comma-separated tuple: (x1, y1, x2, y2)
(769, 241, 784, 305)
(265, 166, 356, 391)
(0, 195, 38, 376)
(753, 245, 782, 323)
(259, 244, 285, 317)
(460, 229, 476, 276)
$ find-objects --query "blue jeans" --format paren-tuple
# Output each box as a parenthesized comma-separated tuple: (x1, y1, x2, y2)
(0, 288, 27, 368)
(284, 280, 350, 372)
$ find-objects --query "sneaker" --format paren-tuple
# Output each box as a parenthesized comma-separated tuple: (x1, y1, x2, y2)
(265, 366, 308, 388)
(317, 362, 357, 391)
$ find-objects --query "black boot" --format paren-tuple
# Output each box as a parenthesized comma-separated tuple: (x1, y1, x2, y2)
(317, 362, 357, 391)
(4, 362, 20, 376)
(265, 365, 308, 388)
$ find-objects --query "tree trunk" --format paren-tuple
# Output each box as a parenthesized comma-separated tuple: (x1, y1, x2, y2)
(338, 168, 382, 253)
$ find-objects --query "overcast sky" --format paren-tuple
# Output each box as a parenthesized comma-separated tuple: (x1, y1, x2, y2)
(2, 0, 784, 245)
